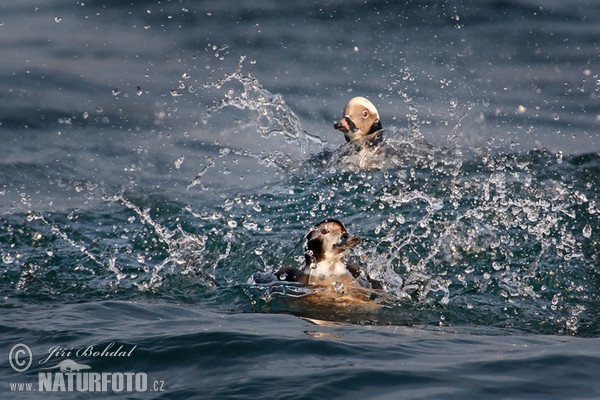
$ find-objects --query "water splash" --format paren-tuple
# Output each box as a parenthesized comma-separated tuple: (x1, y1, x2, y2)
(1, 53, 597, 335)
(187, 157, 215, 190)
(239, 140, 597, 333)
(108, 194, 211, 292)
(200, 55, 325, 164)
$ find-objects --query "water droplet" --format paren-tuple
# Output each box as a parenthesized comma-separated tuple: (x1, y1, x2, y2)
(55, 17, 62, 23)
(227, 220, 238, 228)
(112, 88, 120, 96)
(582, 224, 592, 238)
(2, 253, 14, 264)
(333, 281, 345, 293)
(174, 156, 185, 169)
(136, 86, 143, 96)
(556, 151, 563, 164)
(243, 221, 258, 231)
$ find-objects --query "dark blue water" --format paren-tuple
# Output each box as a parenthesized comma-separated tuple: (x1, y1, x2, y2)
(1, 1, 599, 398)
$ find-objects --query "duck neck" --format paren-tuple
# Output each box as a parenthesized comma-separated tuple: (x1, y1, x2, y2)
(364, 129, 383, 146)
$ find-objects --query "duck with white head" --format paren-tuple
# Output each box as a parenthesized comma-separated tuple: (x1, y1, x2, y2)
(334, 96, 383, 145)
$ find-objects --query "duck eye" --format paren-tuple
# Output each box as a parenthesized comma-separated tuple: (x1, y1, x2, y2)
(362, 110, 369, 118)
(321, 228, 329, 235)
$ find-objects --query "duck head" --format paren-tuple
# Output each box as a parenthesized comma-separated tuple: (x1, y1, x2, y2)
(304, 219, 361, 267)
(333, 96, 382, 142)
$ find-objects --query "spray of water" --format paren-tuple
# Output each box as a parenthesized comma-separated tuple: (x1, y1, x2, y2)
(2, 55, 597, 335)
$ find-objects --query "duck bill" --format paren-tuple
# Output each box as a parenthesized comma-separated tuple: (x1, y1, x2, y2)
(333, 116, 356, 134)
(334, 235, 362, 251)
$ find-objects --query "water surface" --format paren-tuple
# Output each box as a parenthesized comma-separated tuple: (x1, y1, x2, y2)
(1, 1, 599, 398)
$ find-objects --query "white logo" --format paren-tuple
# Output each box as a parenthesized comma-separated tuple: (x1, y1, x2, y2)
(42, 359, 91, 372)
(9, 343, 32, 372)
(8, 342, 165, 393)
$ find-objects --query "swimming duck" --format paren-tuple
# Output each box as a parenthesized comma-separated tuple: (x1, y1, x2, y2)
(253, 219, 382, 291)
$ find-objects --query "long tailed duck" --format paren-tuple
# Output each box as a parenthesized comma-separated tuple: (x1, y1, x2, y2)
(334, 96, 383, 146)
(253, 219, 382, 291)
(331, 97, 388, 169)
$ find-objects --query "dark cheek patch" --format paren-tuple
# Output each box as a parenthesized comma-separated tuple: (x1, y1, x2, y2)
(305, 238, 325, 263)
(345, 116, 357, 132)
(368, 119, 383, 135)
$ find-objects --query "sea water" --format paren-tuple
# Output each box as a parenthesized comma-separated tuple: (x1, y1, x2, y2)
(1, 1, 599, 398)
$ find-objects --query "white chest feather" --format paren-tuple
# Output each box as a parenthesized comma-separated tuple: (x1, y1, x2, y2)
(308, 260, 351, 284)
